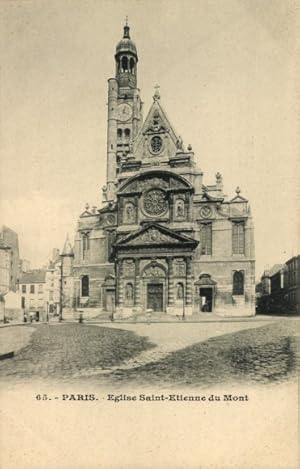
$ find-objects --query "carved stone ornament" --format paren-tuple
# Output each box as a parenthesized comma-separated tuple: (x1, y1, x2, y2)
(143, 189, 168, 216)
(200, 205, 212, 219)
(123, 259, 135, 276)
(142, 264, 165, 278)
(129, 227, 179, 245)
(123, 177, 169, 194)
(106, 214, 116, 225)
(174, 259, 186, 276)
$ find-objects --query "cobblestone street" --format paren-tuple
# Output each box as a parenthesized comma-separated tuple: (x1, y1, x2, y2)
(0, 318, 299, 388)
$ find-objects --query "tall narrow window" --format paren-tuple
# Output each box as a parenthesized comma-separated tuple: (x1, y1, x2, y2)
(233, 271, 244, 295)
(124, 128, 130, 140)
(232, 222, 245, 254)
(82, 233, 90, 259)
(81, 276, 89, 297)
(200, 223, 212, 255)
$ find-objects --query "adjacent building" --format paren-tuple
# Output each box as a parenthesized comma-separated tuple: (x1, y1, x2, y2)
(0, 226, 20, 293)
(256, 256, 299, 313)
(71, 23, 255, 318)
(19, 269, 46, 319)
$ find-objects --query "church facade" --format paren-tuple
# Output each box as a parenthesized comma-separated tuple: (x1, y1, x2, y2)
(72, 23, 255, 317)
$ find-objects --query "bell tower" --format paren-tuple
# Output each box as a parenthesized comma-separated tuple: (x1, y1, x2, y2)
(106, 20, 143, 202)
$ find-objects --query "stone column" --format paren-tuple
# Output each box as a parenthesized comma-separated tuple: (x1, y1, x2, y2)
(167, 258, 174, 306)
(134, 258, 141, 309)
(185, 256, 193, 307)
(118, 260, 124, 307)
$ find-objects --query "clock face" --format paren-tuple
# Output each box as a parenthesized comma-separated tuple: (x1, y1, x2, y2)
(117, 103, 132, 122)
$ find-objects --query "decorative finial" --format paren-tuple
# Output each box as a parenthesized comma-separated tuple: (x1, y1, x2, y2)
(123, 17, 130, 38)
(187, 144, 192, 151)
(85, 203, 90, 211)
(236, 186, 241, 195)
(153, 84, 160, 101)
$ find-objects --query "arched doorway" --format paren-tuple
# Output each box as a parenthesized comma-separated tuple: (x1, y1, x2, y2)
(142, 263, 166, 312)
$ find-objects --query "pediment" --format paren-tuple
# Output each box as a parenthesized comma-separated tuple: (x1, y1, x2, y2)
(115, 223, 198, 248)
(229, 194, 248, 203)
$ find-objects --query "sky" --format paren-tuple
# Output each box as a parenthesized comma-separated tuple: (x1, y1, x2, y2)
(0, 0, 299, 277)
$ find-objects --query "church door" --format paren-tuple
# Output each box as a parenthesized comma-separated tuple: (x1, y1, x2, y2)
(147, 284, 164, 312)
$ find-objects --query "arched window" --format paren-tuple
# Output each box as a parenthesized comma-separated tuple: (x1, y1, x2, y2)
(117, 128, 123, 139)
(121, 56, 128, 72)
(124, 128, 130, 139)
(81, 275, 89, 297)
(125, 283, 134, 305)
(129, 57, 135, 73)
(233, 271, 244, 295)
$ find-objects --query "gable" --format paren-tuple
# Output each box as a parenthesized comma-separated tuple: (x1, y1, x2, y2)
(133, 97, 179, 160)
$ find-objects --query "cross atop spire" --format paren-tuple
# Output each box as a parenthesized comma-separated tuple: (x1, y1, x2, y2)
(123, 16, 130, 38)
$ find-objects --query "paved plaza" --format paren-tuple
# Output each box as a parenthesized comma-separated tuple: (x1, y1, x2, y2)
(0, 317, 299, 388)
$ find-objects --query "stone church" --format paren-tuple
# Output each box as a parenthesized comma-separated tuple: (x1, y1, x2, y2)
(72, 22, 255, 317)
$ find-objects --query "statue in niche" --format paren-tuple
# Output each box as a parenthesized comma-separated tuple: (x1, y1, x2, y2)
(125, 283, 134, 303)
(124, 202, 135, 223)
(177, 283, 184, 300)
(175, 199, 185, 218)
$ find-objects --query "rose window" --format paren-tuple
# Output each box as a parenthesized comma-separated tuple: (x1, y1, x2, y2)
(150, 135, 163, 154)
(143, 189, 168, 216)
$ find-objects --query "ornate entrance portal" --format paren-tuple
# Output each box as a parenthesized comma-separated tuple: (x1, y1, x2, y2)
(147, 283, 164, 312)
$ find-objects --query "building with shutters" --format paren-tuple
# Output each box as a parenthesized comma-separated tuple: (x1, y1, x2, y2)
(72, 22, 255, 317)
